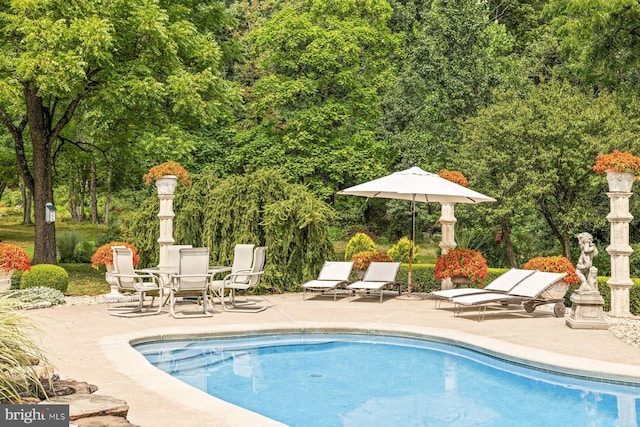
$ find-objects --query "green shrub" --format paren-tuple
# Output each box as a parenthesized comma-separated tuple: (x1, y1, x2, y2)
(56, 231, 79, 263)
(387, 237, 414, 263)
(344, 232, 376, 262)
(20, 265, 69, 294)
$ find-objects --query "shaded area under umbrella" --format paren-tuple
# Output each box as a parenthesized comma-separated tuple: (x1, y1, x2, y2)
(338, 166, 496, 291)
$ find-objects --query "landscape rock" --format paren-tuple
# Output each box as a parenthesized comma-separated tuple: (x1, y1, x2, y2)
(42, 394, 129, 421)
(72, 415, 139, 426)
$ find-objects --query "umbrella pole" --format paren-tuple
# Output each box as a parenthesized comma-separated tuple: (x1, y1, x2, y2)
(408, 196, 415, 294)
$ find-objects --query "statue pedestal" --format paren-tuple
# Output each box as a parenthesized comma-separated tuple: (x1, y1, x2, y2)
(566, 291, 608, 329)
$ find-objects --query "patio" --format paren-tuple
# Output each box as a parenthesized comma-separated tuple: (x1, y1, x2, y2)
(27, 293, 640, 427)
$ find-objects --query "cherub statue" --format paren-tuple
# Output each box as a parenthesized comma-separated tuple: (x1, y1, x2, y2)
(576, 232, 598, 292)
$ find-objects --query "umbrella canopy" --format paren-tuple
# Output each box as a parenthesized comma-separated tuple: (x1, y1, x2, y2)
(338, 166, 496, 204)
(338, 166, 496, 290)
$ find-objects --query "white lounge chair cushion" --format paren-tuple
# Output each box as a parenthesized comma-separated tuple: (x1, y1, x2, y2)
(302, 280, 348, 290)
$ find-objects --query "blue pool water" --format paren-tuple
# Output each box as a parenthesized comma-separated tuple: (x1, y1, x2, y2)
(134, 334, 640, 427)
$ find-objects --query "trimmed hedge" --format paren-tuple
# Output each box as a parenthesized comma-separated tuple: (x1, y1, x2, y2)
(20, 264, 69, 294)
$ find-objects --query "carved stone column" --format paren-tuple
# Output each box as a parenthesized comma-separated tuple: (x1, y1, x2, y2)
(155, 175, 177, 272)
(438, 203, 457, 290)
(605, 170, 634, 318)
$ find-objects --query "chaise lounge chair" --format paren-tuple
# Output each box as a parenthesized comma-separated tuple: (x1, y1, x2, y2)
(301, 261, 354, 301)
(428, 268, 537, 309)
(450, 271, 568, 321)
(347, 262, 401, 303)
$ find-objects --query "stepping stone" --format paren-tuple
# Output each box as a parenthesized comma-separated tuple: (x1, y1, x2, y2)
(73, 415, 138, 426)
(42, 394, 128, 420)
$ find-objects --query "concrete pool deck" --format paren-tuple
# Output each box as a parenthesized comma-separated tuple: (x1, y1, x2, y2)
(27, 292, 640, 426)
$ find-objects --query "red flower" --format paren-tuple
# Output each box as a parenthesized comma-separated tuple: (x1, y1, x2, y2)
(434, 248, 488, 283)
(0, 243, 31, 272)
(351, 251, 393, 271)
(522, 256, 580, 285)
(592, 150, 640, 174)
(91, 242, 140, 270)
(143, 161, 191, 186)
(438, 169, 469, 187)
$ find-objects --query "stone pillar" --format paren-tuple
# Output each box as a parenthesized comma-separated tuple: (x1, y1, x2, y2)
(155, 175, 177, 271)
(438, 203, 457, 290)
(605, 171, 634, 318)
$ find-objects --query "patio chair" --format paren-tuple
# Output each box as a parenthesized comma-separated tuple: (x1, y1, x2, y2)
(109, 247, 164, 317)
(218, 246, 268, 312)
(301, 261, 354, 301)
(209, 244, 255, 304)
(450, 271, 568, 321)
(428, 268, 537, 309)
(167, 247, 214, 318)
(346, 262, 401, 303)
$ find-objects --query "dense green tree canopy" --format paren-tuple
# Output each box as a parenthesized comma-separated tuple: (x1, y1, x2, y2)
(459, 81, 640, 262)
(0, 0, 239, 263)
(230, 0, 400, 199)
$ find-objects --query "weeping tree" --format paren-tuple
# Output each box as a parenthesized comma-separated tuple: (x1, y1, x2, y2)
(124, 168, 336, 292)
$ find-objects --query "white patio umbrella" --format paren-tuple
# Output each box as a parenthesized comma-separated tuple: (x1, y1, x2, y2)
(338, 166, 496, 291)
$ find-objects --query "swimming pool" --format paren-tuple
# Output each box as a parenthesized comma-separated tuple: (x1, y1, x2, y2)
(135, 333, 640, 427)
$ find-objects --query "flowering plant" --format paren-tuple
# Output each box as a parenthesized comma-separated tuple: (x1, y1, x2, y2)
(0, 243, 31, 272)
(438, 169, 469, 187)
(522, 256, 580, 284)
(434, 248, 488, 283)
(351, 251, 393, 271)
(142, 161, 191, 186)
(91, 242, 140, 270)
(592, 150, 640, 174)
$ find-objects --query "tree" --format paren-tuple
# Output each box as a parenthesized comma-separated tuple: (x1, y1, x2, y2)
(547, 0, 640, 95)
(459, 80, 640, 262)
(230, 0, 400, 200)
(382, 0, 518, 171)
(125, 168, 336, 291)
(0, 0, 239, 263)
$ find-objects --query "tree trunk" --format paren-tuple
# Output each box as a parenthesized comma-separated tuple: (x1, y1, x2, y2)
(103, 168, 112, 226)
(500, 217, 518, 268)
(19, 180, 32, 225)
(25, 86, 57, 265)
(537, 197, 570, 259)
(90, 160, 99, 224)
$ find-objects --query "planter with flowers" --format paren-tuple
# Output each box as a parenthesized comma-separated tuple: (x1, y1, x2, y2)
(593, 150, 640, 192)
(91, 242, 140, 300)
(143, 160, 191, 195)
(438, 169, 469, 187)
(0, 243, 31, 291)
(522, 255, 579, 299)
(434, 248, 488, 287)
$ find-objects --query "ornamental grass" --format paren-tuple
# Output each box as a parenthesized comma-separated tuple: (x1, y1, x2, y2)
(0, 295, 52, 403)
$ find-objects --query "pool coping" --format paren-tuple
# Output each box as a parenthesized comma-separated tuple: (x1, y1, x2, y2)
(100, 321, 640, 426)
